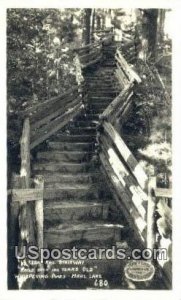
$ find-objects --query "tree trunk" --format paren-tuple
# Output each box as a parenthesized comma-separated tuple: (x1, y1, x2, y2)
(157, 9, 166, 43)
(91, 9, 96, 42)
(147, 9, 158, 59)
(96, 15, 101, 30)
(137, 9, 159, 61)
(85, 9, 92, 44)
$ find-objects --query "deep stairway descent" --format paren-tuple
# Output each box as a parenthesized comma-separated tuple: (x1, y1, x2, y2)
(31, 62, 133, 287)
(32, 61, 126, 248)
(9, 39, 170, 290)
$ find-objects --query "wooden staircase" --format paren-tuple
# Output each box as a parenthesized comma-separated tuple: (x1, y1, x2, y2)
(32, 63, 125, 253)
(9, 39, 170, 289)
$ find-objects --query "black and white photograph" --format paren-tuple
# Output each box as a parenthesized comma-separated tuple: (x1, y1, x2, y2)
(5, 6, 173, 293)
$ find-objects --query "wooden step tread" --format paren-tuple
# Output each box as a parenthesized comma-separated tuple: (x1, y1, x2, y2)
(44, 183, 96, 190)
(52, 134, 96, 142)
(44, 200, 109, 224)
(39, 172, 100, 183)
(44, 200, 108, 209)
(45, 222, 124, 232)
(37, 151, 94, 163)
(44, 221, 123, 246)
(43, 184, 100, 197)
(48, 141, 94, 151)
(38, 150, 94, 155)
(88, 96, 113, 100)
(33, 162, 96, 173)
(43, 184, 110, 201)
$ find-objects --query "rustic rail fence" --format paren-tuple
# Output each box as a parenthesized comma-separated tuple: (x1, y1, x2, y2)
(74, 41, 102, 69)
(152, 181, 172, 288)
(8, 40, 107, 276)
(119, 30, 140, 64)
(8, 35, 171, 288)
(98, 49, 149, 244)
(101, 49, 141, 130)
(92, 28, 114, 44)
(8, 77, 87, 288)
(98, 47, 172, 286)
(21, 85, 85, 149)
(9, 118, 44, 288)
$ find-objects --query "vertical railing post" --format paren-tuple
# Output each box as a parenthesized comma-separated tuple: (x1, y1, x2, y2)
(147, 175, 157, 250)
(34, 175, 44, 250)
(19, 118, 35, 251)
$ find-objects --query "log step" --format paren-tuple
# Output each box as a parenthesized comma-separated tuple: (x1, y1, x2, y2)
(88, 102, 110, 109)
(88, 107, 105, 114)
(88, 96, 113, 102)
(73, 120, 98, 127)
(44, 221, 123, 247)
(38, 172, 101, 184)
(51, 134, 96, 143)
(43, 185, 99, 201)
(44, 201, 109, 225)
(87, 75, 115, 79)
(89, 91, 117, 97)
(33, 162, 94, 173)
(76, 114, 100, 121)
(87, 94, 116, 105)
(87, 83, 117, 88)
(68, 127, 97, 135)
(37, 151, 94, 163)
(48, 141, 94, 151)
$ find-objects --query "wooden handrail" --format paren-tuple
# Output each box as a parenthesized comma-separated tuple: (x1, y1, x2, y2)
(99, 49, 141, 126)
(73, 41, 101, 51)
(115, 49, 141, 84)
(9, 118, 45, 288)
(98, 48, 148, 244)
(98, 121, 148, 243)
(22, 85, 80, 117)
(103, 122, 148, 190)
(19, 84, 85, 149)
(74, 40, 103, 69)
(100, 83, 134, 122)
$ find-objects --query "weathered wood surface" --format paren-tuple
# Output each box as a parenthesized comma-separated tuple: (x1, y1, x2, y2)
(79, 46, 101, 60)
(147, 176, 156, 250)
(115, 65, 129, 88)
(29, 90, 80, 125)
(22, 86, 79, 118)
(34, 175, 44, 251)
(11, 188, 43, 202)
(100, 83, 134, 120)
(44, 222, 123, 247)
(74, 41, 102, 68)
(100, 136, 147, 220)
(100, 165, 145, 247)
(19, 118, 35, 246)
(30, 101, 83, 149)
(20, 118, 30, 186)
(31, 96, 81, 132)
(81, 54, 102, 69)
(103, 122, 148, 190)
(113, 90, 133, 122)
(100, 134, 148, 205)
(116, 49, 141, 83)
(44, 201, 109, 224)
(155, 188, 172, 198)
(99, 152, 147, 243)
(15, 119, 35, 289)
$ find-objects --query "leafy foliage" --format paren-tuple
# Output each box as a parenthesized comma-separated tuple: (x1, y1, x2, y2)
(7, 9, 85, 148)
(7, 9, 84, 111)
